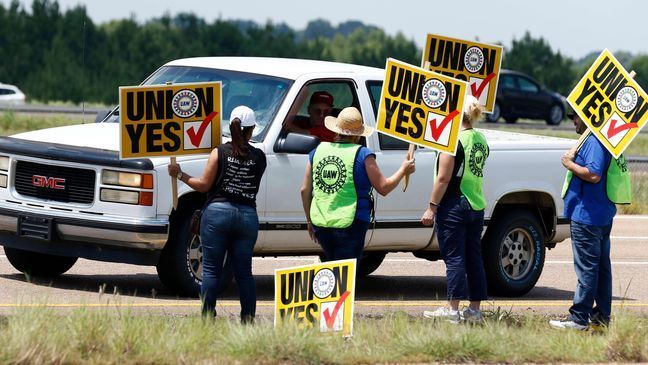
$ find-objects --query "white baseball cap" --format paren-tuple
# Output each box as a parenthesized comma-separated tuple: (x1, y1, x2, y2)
(230, 105, 256, 128)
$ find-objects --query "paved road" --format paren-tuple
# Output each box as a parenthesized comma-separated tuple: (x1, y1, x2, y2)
(0, 216, 646, 318)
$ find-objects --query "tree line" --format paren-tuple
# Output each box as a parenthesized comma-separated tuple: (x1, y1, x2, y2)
(1, 0, 646, 105)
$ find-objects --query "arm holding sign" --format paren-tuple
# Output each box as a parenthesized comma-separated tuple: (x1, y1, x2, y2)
(561, 148, 601, 184)
(366, 156, 415, 196)
(168, 148, 220, 193)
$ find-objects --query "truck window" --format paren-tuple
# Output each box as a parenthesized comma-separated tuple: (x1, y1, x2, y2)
(366, 80, 410, 151)
(281, 80, 361, 143)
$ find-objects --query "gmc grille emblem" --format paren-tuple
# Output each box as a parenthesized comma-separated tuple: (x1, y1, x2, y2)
(32, 175, 66, 190)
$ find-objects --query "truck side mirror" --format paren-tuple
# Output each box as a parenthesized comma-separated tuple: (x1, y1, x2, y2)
(274, 132, 320, 154)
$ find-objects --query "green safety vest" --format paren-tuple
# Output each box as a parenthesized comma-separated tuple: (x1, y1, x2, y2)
(436, 129, 489, 211)
(458, 130, 489, 210)
(562, 153, 632, 205)
(310, 142, 361, 228)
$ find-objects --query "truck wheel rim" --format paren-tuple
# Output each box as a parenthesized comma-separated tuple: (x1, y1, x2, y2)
(188, 234, 203, 282)
(491, 104, 501, 120)
(550, 106, 562, 123)
(500, 228, 534, 280)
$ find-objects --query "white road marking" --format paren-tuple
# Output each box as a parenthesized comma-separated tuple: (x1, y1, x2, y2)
(250, 257, 648, 266)
(616, 215, 648, 219)
(546, 260, 648, 266)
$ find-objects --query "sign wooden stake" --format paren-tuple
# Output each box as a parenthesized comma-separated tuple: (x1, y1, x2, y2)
(402, 61, 431, 192)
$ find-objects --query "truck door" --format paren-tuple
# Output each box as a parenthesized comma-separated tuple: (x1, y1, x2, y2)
(262, 79, 362, 254)
(361, 80, 436, 251)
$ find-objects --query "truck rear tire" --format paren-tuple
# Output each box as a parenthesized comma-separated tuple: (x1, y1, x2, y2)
(357, 252, 386, 277)
(4, 247, 77, 278)
(483, 209, 545, 297)
(157, 209, 233, 297)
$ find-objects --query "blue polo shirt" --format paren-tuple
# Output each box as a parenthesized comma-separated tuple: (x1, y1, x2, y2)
(563, 135, 616, 226)
(309, 144, 375, 222)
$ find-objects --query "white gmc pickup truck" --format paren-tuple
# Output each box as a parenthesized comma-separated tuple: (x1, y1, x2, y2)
(0, 57, 572, 297)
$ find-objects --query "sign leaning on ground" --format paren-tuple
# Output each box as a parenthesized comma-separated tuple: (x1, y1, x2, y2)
(119, 82, 222, 159)
(567, 49, 648, 158)
(376, 58, 468, 155)
(275, 259, 356, 337)
(422, 34, 503, 113)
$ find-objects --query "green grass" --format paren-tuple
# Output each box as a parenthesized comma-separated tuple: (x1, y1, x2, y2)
(0, 111, 82, 136)
(0, 308, 646, 364)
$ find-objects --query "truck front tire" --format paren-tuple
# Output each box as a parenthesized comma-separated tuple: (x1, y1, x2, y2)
(4, 247, 77, 278)
(157, 209, 233, 297)
(483, 209, 545, 297)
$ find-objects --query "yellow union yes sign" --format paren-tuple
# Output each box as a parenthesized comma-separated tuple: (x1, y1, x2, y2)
(422, 34, 502, 113)
(377, 58, 467, 155)
(275, 259, 356, 336)
(567, 49, 648, 158)
(120, 82, 222, 159)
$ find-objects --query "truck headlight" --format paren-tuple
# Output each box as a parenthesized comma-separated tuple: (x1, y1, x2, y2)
(0, 156, 9, 171)
(100, 188, 153, 206)
(0, 174, 7, 188)
(100, 188, 139, 205)
(102, 170, 153, 189)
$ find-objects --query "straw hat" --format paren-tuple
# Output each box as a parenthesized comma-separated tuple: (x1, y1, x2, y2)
(324, 107, 374, 137)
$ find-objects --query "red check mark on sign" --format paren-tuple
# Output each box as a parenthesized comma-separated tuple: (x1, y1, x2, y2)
(322, 290, 350, 329)
(470, 72, 496, 99)
(187, 111, 218, 147)
(429, 110, 460, 142)
(607, 119, 638, 139)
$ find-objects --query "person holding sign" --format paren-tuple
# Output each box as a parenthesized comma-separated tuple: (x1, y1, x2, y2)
(168, 105, 267, 323)
(549, 112, 631, 331)
(420, 95, 489, 324)
(300, 106, 415, 262)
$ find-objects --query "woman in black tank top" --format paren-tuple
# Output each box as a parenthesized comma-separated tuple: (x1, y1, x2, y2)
(168, 105, 266, 323)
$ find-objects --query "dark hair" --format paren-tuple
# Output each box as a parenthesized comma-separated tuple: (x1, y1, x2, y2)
(229, 119, 254, 158)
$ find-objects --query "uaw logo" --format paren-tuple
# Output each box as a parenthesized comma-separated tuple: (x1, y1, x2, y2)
(172, 89, 200, 118)
(312, 268, 336, 299)
(615, 86, 638, 113)
(422, 79, 447, 109)
(314, 156, 347, 194)
(464, 46, 485, 73)
(469, 143, 488, 177)
(616, 155, 628, 172)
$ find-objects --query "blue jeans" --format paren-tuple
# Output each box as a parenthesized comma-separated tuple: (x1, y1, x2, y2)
(200, 201, 259, 321)
(314, 219, 370, 262)
(436, 196, 488, 301)
(568, 221, 613, 326)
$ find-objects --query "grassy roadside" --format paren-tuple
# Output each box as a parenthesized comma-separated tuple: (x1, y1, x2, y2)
(484, 124, 648, 214)
(0, 111, 83, 136)
(484, 124, 648, 156)
(0, 308, 646, 364)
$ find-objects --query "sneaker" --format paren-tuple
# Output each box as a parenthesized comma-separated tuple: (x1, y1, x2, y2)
(423, 307, 461, 323)
(549, 319, 588, 331)
(461, 308, 484, 324)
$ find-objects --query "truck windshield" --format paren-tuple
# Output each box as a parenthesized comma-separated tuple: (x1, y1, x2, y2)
(102, 66, 292, 142)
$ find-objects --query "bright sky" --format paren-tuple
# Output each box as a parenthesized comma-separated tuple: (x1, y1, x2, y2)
(4, 0, 648, 59)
